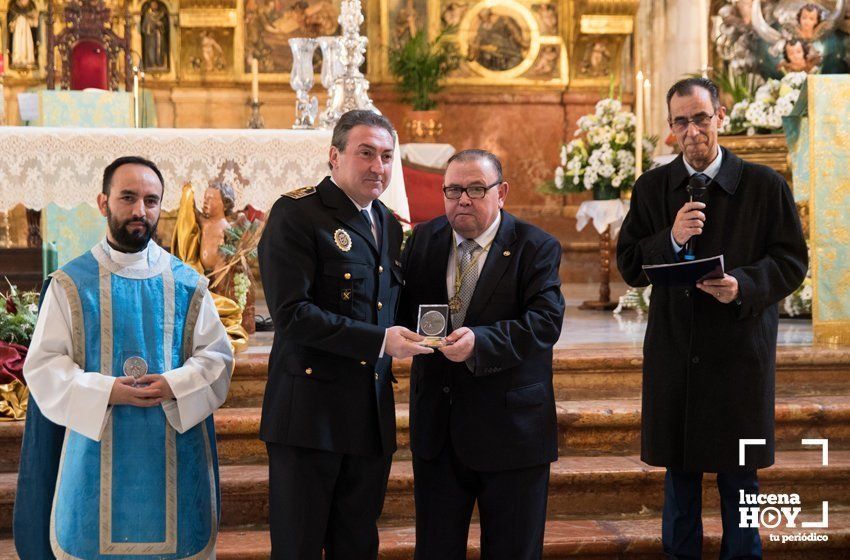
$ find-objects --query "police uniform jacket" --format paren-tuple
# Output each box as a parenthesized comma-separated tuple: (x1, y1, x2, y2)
(258, 177, 404, 456)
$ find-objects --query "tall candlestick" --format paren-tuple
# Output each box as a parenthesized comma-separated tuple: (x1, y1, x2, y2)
(251, 58, 260, 103)
(700, 0, 709, 77)
(133, 69, 139, 128)
(635, 71, 644, 178)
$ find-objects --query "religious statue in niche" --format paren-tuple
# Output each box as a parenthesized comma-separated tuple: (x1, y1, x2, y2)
(394, 0, 419, 45)
(7, 0, 39, 70)
(141, 0, 169, 72)
(717, 0, 848, 78)
(531, 3, 557, 35)
(441, 1, 467, 27)
(244, 0, 339, 73)
(188, 29, 227, 73)
(579, 40, 612, 77)
(468, 8, 529, 71)
(527, 44, 559, 77)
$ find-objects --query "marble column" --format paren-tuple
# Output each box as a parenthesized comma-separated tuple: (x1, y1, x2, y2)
(635, 0, 704, 153)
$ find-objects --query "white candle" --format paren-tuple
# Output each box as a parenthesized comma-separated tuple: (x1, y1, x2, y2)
(251, 58, 259, 103)
(133, 71, 139, 128)
(643, 78, 652, 138)
(635, 71, 644, 178)
(700, 0, 709, 76)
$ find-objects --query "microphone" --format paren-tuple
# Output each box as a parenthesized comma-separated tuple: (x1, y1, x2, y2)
(684, 174, 709, 261)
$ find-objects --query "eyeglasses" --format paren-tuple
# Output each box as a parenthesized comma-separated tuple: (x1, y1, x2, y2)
(442, 180, 502, 200)
(669, 113, 716, 133)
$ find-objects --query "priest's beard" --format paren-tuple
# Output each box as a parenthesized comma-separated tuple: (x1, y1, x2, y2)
(106, 207, 158, 253)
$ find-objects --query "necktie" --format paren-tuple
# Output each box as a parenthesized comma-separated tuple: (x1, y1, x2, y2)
(451, 239, 480, 328)
(361, 208, 380, 247)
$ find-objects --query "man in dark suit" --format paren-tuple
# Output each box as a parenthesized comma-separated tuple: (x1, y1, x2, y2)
(258, 110, 432, 559)
(399, 149, 565, 559)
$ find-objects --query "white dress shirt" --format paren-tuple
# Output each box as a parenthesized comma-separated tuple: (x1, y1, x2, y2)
(24, 240, 234, 442)
(331, 177, 380, 243)
(671, 149, 723, 254)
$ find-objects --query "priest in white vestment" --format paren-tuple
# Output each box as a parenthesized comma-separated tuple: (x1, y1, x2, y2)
(14, 156, 233, 559)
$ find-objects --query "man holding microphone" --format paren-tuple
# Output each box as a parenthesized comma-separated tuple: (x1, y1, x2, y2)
(617, 77, 807, 559)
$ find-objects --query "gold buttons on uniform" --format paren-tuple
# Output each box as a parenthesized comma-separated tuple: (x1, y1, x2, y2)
(344, 273, 352, 280)
(377, 302, 383, 310)
(374, 372, 379, 380)
(378, 266, 384, 273)
(360, 361, 367, 366)
(503, 250, 511, 257)
(305, 368, 313, 375)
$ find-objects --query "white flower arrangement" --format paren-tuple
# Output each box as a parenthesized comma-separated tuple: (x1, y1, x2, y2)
(720, 72, 806, 135)
(613, 285, 651, 316)
(783, 268, 812, 317)
(543, 98, 655, 197)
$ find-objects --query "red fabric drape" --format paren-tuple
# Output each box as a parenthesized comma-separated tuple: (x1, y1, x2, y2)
(70, 40, 108, 90)
(401, 164, 445, 226)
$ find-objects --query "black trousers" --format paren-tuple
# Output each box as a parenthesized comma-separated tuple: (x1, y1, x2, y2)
(662, 469, 762, 560)
(413, 438, 550, 560)
(267, 442, 393, 560)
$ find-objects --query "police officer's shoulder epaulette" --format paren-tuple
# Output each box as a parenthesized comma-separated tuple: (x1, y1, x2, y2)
(283, 186, 317, 199)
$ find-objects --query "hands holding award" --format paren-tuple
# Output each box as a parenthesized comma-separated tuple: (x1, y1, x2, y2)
(410, 304, 474, 362)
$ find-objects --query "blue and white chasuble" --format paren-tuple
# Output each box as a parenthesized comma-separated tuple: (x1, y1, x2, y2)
(45, 242, 221, 559)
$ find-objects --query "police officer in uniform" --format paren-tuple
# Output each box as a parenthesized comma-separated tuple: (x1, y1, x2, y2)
(258, 110, 432, 559)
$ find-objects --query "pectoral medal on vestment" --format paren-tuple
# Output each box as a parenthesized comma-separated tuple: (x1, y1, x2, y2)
(417, 304, 450, 348)
(123, 355, 148, 386)
(334, 229, 352, 252)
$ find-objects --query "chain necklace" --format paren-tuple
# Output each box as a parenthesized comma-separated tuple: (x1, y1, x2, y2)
(448, 240, 493, 313)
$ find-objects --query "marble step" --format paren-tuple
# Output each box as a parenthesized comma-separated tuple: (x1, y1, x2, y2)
(218, 510, 850, 559)
(226, 345, 850, 406)
(3, 512, 847, 559)
(3, 395, 848, 474)
(2, 451, 843, 536)
(215, 450, 850, 528)
(213, 395, 850, 464)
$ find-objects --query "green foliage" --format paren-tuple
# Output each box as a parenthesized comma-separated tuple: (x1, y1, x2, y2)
(388, 28, 461, 111)
(714, 70, 761, 105)
(0, 280, 40, 346)
(220, 220, 260, 262)
(691, 69, 761, 105)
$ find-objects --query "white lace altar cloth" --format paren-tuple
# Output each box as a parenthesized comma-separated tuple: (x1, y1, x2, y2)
(0, 126, 410, 220)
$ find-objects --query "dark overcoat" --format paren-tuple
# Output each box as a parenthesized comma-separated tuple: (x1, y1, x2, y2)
(616, 148, 807, 472)
(258, 177, 404, 457)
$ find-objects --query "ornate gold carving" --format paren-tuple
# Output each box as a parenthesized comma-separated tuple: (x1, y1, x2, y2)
(719, 133, 790, 179)
(403, 110, 444, 142)
(381, 0, 568, 87)
(179, 8, 238, 27)
(814, 322, 850, 345)
(579, 14, 633, 34)
(568, 0, 640, 88)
